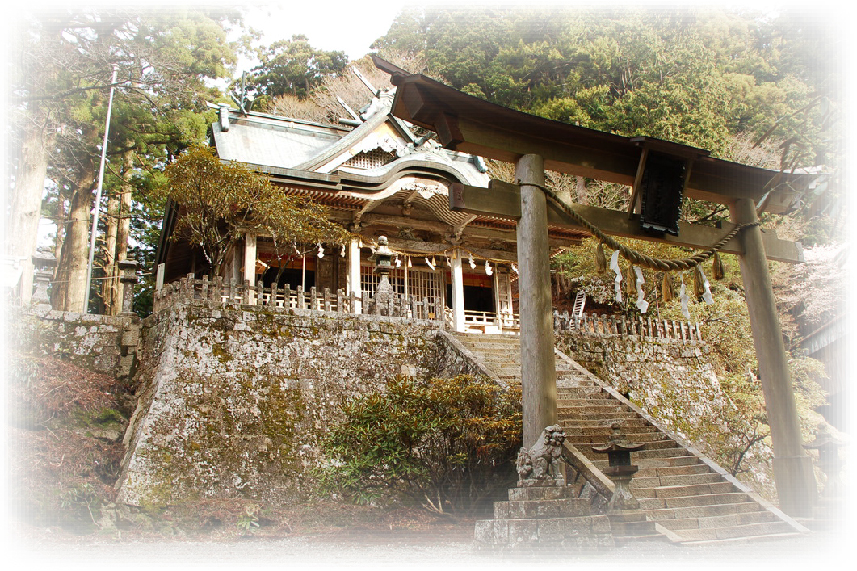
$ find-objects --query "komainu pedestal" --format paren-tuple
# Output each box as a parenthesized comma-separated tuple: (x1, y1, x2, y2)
(475, 425, 615, 551)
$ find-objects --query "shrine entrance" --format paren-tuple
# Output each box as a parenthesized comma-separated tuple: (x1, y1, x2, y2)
(378, 56, 820, 517)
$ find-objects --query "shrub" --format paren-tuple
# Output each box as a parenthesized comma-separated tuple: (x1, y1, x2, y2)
(320, 375, 522, 515)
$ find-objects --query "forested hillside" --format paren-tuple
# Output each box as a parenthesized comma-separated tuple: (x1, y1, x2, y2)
(6, 5, 845, 508)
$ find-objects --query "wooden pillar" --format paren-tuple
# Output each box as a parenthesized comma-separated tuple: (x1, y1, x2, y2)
(243, 232, 257, 305)
(451, 249, 465, 332)
(493, 269, 502, 329)
(230, 244, 241, 283)
(516, 154, 557, 448)
(731, 198, 816, 516)
(347, 237, 362, 313)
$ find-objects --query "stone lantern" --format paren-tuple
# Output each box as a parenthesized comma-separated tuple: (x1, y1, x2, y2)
(372, 236, 394, 297)
(592, 422, 645, 511)
(804, 423, 846, 499)
(118, 257, 139, 315)
(31, 252, 57, 307)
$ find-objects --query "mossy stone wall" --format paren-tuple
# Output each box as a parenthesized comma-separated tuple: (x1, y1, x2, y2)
(13, 307, 139, 379)
(115, 304, 444, 507)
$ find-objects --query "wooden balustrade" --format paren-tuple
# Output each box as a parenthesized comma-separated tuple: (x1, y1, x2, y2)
(153, 274, 444, 322)
(153, 274, 700, 342)
(553, 309, 702, 343)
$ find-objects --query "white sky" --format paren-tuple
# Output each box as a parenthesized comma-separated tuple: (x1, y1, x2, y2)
(238, 2, 401, 62)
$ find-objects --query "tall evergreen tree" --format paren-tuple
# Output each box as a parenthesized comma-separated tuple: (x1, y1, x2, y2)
(7, 8, 240, 311)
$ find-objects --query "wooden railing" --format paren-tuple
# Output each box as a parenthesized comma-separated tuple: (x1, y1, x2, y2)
(553, 309, 702, 343)
(153, 274, 443, 322)
(154, 275, 700, 341)
(442, 307, 521, 333)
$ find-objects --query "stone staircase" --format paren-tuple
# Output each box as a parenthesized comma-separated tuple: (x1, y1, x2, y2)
(474, 485, 615, 550)
(453, 332, 810, 544)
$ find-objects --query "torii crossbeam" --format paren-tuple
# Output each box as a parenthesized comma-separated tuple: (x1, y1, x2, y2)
(377, 56, 818, 517)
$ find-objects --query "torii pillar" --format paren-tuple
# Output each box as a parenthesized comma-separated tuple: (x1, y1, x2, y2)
(731, 198, 816, 516)
(516, 154, 558, 447)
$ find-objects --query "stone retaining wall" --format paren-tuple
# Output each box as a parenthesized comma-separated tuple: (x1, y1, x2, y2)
(15, 306, 140, 380)
(555, 330, 715, 397)
(115, 303, 444, 507)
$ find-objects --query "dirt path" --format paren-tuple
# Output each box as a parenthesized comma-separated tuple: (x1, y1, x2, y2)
(9, 523, 848, 571)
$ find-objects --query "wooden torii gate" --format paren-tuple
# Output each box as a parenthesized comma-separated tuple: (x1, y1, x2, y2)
(376, 57, 819, 517)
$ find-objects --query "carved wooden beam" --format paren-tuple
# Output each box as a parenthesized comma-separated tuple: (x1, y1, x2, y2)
(450, 181, 803, 264)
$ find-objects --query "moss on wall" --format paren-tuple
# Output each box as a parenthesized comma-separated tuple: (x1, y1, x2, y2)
(116, 305, 443, 507)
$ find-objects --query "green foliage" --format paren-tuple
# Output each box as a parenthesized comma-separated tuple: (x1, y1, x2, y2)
(375, 7, 839, 165)
(376, 6, 843, 242)
(246, 34, 348, 102)
(236, 504, 260, 534)
(320, 375, 522, 515)
(161, 146, 350, 275)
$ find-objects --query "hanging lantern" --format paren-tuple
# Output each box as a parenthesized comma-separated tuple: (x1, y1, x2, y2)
(712, 252, 726, 280)
(661, 273, 674, 303)
(407, 256, 412, 268)
(595, 243, 607, 273)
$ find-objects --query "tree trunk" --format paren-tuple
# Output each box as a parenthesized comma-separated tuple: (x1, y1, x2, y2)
(52, 156, 96, 312)
(114, 150, 134, 313)
(101, 185, 119, 314)
(6, 102, 53, 305)
(101, 149, 134, 315)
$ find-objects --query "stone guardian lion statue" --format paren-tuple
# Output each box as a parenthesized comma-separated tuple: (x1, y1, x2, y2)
(515, 425, 566, 487)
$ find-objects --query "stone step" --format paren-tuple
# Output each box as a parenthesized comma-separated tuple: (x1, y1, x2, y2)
(631, 481, 736, 499)
(630, 472, 724, 489)
(564, 418, 653, 429)
(578, 442, 681, 462)
(571, 439, 678, 453)
(474, 515, 614, 547)
(558, 410, 639, 421)
(557, 397, 624, 407)
(559, 403, 630, 413)
(495, 498, 592, 520)
(507, 486, 580, 502)
(638, 492, 754, 510)
(555, 388, 606, 398)
(563, 425, 660, 436)
(556, 378, 600, 386)
(645, 464, 713, 477)
(655, 509, 777, 532)
(647, 501, 765, 521)
(563, 430, 667, 444)
(458, 342, 520, 351)
(591, 455, 702, 470)
(672, 521, 796, 542)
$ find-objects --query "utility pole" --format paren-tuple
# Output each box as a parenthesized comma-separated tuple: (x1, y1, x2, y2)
(83, 65, 118, 313)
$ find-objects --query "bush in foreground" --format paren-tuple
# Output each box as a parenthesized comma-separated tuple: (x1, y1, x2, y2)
(320, 375, 522, 515)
